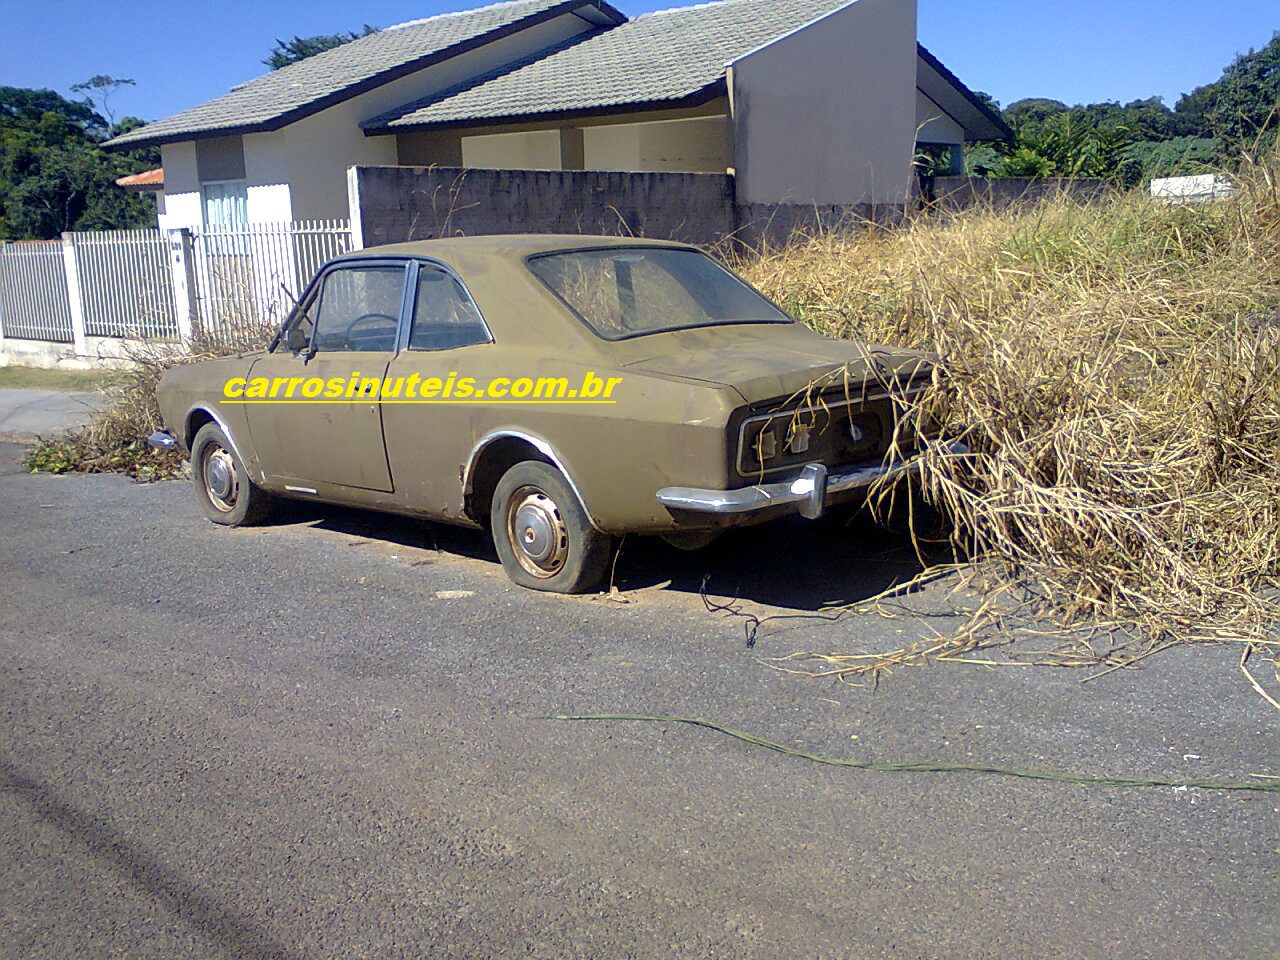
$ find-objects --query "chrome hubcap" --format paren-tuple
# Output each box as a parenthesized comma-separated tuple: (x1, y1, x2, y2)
(203, 445, 239, 513)
(506, 487, 568, 578)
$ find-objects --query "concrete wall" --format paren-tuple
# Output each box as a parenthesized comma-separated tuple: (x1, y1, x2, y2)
(730, 0, 919, 206)
(350, 165, 737, 249)
(351, 166, 1107, 253)
(153, 8, 602, 228)
(930, 176, 1108, 210)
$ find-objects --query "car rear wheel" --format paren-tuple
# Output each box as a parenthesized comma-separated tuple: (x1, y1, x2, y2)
(191, 422, 274, 527)
(491, 461, 612, 594)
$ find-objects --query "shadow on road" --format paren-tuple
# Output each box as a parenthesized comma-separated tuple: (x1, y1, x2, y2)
(0, 758, 300, 960)
(263, 499, 930, 613)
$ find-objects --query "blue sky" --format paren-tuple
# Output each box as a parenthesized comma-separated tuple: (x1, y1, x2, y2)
(1, 0, 1275, 124)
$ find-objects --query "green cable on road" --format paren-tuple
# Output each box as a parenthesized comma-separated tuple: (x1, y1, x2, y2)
(544, 714, 1280, 794)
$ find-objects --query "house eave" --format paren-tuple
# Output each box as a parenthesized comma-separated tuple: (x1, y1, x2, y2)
(916, 43, 1012, 142)
(361, 80, 728, 137)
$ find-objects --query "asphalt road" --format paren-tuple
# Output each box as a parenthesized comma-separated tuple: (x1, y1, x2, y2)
(0, 440, 1276, 959)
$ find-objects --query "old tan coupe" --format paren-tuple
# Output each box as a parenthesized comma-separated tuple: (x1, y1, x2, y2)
(151, 236, 942, 593)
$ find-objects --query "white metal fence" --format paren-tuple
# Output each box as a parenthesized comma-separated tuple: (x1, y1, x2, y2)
(69, 229, 178, 340)
(191, 219, 352, 342)
(0, 241, 75, 343)
(0, 219, 353, 354)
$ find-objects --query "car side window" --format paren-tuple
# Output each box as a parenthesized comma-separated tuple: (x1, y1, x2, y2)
(310, 265, 406, 353)
(408, 266, 490, 352)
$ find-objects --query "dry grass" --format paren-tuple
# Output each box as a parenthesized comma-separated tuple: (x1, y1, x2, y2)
(24, 320, 276, 479)
(733, 153, 1280, 680)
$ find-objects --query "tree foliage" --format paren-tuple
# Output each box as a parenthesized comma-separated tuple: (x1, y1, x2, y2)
(264, 25, 379, 70)
(0, 85, 158, 239)
(980, 32, 1280, 183)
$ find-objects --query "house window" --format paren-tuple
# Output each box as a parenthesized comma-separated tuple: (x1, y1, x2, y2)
(202, 180, 248, 229)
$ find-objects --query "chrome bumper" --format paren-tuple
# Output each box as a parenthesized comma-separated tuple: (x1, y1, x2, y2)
(147, 431, 178, 452)
(656, 442, 964, 520)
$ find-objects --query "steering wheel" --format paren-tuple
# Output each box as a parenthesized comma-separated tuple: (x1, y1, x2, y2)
(343, 312, 399, 350)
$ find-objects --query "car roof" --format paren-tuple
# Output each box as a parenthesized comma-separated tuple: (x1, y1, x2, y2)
(342, 234, 699, 262)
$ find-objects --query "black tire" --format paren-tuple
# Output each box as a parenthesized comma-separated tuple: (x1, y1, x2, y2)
(191, 422, 275, 527)
(491, 460, 612, 594)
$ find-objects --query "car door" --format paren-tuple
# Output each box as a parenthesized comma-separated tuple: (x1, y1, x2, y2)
(245, 260, 409, 492)
(382, 261, 495, 514)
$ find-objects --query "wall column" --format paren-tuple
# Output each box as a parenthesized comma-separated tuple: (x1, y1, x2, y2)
(60, 233, 88, 357)
(166, 227, 198, 342)
(559, 128, 585, 171)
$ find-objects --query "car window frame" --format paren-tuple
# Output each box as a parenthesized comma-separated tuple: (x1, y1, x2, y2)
(397, 257, 494, 354)
(271, 258, 413, 356)
(524, 245, 795, 343)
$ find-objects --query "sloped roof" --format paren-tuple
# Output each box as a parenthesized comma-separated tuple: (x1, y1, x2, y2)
(115, 168, 165, 191)
(917, 45, 1012, 141)
(105, 0, 625, 149)
(363, 0, 855, 132)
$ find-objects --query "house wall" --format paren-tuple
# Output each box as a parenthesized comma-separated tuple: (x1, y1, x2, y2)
(152, 9, 601, 228)
(730, 0, 920, 206)
(461, 129, 564, 170)
(157, 142, 202, 231)
(583, 116, 731, 173)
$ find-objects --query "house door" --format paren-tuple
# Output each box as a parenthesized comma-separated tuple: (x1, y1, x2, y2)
(244, 263, 408, 492)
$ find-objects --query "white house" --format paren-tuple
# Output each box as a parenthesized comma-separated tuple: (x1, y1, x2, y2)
(107, 0, 1010, 229)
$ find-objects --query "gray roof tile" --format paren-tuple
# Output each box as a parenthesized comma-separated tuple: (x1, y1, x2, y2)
(365, 0, 855, 130)
(107, 0, 616, 148)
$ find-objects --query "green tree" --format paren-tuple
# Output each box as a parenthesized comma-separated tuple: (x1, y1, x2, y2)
(264, 25, 379, 69)
(70, 75, 135, 134)
(0, 86, 156, 239)
(1175, 33, 1280, 151)
(997, 112, 1138, 184)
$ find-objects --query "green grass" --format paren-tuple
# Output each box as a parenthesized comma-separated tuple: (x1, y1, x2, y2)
(0, 366, 116, 392)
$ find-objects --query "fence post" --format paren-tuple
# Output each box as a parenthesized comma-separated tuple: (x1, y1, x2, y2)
(346, 166, 365, 251)
(167, 227, 198, 342)
(61, 232, 89, 357)
(0, 240, 7, 346)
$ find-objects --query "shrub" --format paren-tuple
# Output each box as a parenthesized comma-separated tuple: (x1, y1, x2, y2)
(24, 320, 276, 480)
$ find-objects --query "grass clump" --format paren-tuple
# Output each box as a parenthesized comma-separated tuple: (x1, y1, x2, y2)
(735, 153, 1280, 653)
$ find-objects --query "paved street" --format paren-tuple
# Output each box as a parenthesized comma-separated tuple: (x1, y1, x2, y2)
(0, 440, 1275, 959)
(0, 389, 107, 439)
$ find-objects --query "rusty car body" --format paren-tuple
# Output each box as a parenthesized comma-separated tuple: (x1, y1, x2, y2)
(151, 236, 942, 593)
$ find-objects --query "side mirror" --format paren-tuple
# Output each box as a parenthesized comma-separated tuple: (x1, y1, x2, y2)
(286, 325, 310, 356)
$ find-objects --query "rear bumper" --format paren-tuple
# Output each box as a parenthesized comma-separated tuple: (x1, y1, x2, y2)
(656, 441, 965, 521)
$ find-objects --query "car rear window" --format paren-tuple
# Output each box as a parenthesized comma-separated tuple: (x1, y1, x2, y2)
(527, 248, 791, 341)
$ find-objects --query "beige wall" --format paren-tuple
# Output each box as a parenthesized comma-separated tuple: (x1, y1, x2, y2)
(418, 111, 733, 175)
(584, 116, 731, 173)
(916, 90, 965, 145)
(460, 129, 564, 170)
(730, 0, 920, 206)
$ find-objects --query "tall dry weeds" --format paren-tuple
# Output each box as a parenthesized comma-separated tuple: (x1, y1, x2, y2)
(735, 156, 1280, 659)
(25, 318, 277, 479)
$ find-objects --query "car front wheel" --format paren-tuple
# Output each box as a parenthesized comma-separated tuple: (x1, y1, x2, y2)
(191, 422, 274, 527)
(491, 461, 612, 594)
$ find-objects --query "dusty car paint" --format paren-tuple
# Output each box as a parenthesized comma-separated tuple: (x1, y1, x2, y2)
(155, 235, 935, 535)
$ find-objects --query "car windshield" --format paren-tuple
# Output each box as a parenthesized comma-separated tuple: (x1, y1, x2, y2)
(528, 248, 792, 341)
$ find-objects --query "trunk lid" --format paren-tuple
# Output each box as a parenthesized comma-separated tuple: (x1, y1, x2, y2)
(615, 323, 933, 405)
